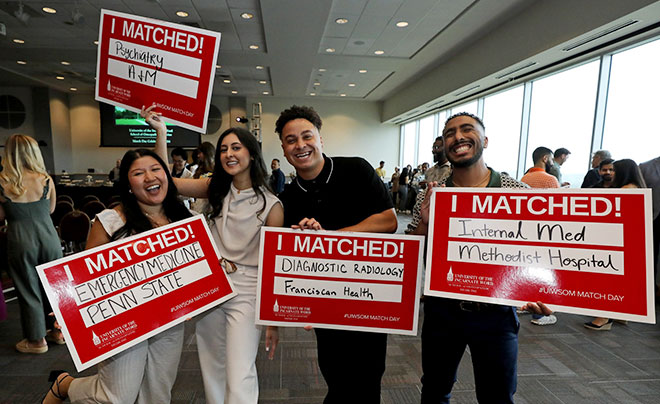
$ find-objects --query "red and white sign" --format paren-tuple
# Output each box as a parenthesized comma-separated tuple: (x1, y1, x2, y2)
(37, 215, 235, 371)
(95, 9, 221, 133)
(426, 188, 655, 323)
(256, 228, 425, 335)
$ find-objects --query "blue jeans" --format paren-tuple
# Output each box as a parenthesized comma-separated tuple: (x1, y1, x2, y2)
(421, 297, 519, 404)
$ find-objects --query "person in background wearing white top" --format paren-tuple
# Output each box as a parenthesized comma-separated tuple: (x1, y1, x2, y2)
(43, 149, 193, 403)
(143, 105, 283, 404)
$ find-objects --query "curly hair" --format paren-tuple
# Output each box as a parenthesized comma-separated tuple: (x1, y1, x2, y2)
(444, 112, 486, 131)
(275, 105, 322, 138)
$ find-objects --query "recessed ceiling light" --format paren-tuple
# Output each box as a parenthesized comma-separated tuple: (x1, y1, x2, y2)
(241, 12, 254, 19)
(249, 44, 259, 50)
(42, 7, 57, 14)
(13, 39, 25, 44)
(231, 90, 238, 94)
(56, 76, 64, 80)
(70, 87, 77, 91)
(61, 61, 71, 66)
(310, 93, 316, 96)
(325, 48, 335, 53)
(348, 83, 356, 87)
(318, 68, 326, 72)
(340, 93, 346, 97)
(17, 60, 27, 65)
(359, 69, 367, 73)
(335, 18, 348, 24)
(256, 65, 264, 69)
(262, 91, 269, 95)
(259, 80, 267, 84)
(396, 21, 409, 28)
(374, 50, 384, 55)
(93, 40, 99, 45)
(223, 79, 231, 83)
(176, 11, 189, 17)
(314, 82, 320, 86)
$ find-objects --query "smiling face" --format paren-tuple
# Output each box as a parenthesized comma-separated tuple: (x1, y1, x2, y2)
(172, 155, 186, 172)
(280, 118, 324, 180)
(128, 156, 169, 207)
(220, 133, 252, 178)
(442, 115, 487, 168)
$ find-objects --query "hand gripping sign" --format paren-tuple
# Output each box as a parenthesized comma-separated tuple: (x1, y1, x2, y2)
(257, 228, 425, 335)
(425, 188, 655, 323)
(95, 9, 221, 133)
(37, 215, 235, 371)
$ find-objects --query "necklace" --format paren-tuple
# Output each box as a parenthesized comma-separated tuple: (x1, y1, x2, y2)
(453, 170, 491, 187)
(144, 211, 170, 227)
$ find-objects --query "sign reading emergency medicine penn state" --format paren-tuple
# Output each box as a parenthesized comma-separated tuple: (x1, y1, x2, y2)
(95, 9, 221, 133)
(257, 228, 425, 335)
(36, 216, 235, 371)
(426, 188, 655, 323)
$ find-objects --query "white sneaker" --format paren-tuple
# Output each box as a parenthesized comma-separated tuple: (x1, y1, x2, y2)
(531, 315, 557, 326)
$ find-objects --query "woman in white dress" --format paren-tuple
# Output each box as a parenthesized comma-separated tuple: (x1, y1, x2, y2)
(143, 105, 283, 404)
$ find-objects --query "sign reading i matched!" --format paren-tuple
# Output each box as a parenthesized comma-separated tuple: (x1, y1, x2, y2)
(257, 228, 425, 335)
(426, 188, 655, 323)
(95, 9, 221, 133)
(37, 215, 236, 371)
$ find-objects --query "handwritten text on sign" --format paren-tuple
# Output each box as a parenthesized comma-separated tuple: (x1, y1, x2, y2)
(37, 215, 235, 371)
(257, 228, 425, 335)
(425, 188, 655, 323)
(95, 9, 221, 132)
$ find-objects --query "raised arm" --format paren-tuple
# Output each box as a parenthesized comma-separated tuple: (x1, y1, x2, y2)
(140, 104, 210, 199)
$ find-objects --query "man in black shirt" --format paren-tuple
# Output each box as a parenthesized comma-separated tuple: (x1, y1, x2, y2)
(268, 158, 286, 194)
(276, 105, 397, 404)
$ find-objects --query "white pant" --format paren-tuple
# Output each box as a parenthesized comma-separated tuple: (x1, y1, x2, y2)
(68, 324, 184, 404)
(195, 268, 262, 404)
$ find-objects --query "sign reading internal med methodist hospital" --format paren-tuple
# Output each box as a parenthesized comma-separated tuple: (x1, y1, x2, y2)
(426, 188, 655, 323)
(95, 9, 221, 133)
(37, 216, 235, 371)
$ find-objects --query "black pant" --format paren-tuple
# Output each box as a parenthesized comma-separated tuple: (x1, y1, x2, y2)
(315, 328, 387, 404)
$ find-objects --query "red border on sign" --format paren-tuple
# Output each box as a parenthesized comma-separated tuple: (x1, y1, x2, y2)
(425, 188, 655, 324)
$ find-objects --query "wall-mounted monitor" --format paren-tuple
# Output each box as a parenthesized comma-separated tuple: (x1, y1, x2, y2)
(99, 102, 200, 147)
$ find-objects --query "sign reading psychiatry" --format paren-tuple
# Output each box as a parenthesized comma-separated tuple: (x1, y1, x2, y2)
(257, 228, 425, 335)
(95, 9, 221, 133)
(426, 188, 655, 323)
(37, 215, 235, 371)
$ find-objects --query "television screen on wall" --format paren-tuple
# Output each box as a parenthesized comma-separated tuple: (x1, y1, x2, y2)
(99, 102, 200, 147)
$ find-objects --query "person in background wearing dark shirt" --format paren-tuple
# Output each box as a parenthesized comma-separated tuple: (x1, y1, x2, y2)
(591, 158, 615, 188)
(275, 105, 397, 404)
(269, 158, 285, 195)
(581, 150, 611, 188)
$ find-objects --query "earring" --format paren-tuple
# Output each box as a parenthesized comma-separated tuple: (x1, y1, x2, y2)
(129, 189, 133, 194)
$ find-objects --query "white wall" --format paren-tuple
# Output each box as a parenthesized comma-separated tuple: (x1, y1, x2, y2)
(247, 97, 400, 179)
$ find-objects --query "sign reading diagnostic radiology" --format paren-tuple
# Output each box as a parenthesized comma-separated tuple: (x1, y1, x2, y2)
(257, 228, 425, 335)
(37, 215, 235, 371)
(95, 9, 221, 133)
(426, 188, 655, 323)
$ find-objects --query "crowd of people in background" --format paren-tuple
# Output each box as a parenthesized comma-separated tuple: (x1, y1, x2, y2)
(1, 106, 659, 404)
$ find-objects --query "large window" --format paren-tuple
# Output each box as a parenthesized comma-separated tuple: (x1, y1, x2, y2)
(602, 38, 660, 164)
(399, 35, 660, 186)
(400, 122, 417, 168)
(526, 61, 599, 186)
(482, 86, 524, 176)
(418, 115, 436, 166)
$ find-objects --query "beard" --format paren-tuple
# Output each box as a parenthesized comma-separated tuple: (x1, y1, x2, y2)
(447, 142, 484, 168)
(545, 161, 554, 172)
(602, 174, 613, 182)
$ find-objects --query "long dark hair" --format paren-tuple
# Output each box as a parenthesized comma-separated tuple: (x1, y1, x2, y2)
(612, 159, 646, 188)
(194, 141, 215, 178)
(113, 149, 192, 240)
(208, 127, 270, 220)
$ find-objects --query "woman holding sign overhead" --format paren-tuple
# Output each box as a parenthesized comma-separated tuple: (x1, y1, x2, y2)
(43, 149, 192, 404)
(144, 104, 283, 404)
